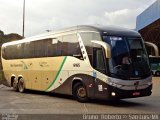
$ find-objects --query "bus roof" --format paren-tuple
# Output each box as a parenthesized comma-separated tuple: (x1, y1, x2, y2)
(77, 25, 140, 37)
(2, 25, 141, 47)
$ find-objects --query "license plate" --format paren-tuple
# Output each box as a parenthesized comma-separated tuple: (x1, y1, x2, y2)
(133, 92, 140, 96)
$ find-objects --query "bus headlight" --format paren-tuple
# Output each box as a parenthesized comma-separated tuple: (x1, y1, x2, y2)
(111, 92, 116, 96)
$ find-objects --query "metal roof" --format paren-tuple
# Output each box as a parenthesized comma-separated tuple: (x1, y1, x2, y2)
(136, 0, 160, 30)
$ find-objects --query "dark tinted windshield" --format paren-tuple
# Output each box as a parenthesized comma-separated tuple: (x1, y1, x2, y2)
(103, 36, 150, 80)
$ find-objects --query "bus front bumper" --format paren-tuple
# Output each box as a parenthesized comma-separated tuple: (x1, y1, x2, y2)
(107, 84, 152, 100)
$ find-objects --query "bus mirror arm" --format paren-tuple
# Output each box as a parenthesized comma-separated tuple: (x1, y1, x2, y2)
(91, 40, 111, 58)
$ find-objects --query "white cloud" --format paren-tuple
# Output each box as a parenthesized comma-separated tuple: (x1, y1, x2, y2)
(83, 8, 144, 30)
(0, 0, 156, 37)
(104, 8, 143, 29)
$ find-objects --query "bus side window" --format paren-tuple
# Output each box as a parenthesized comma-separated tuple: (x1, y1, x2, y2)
(34, 40, 44, 58)
(6, 45, 16, 59)
(80, 32, 102, 64)
(2, 47, 6, 59)
(3, 45, 21, 59)
(43, 39, 50, 57)
(62, 34, 82, 59)
(86, 46, 93, 65)
(17, 44, 24, 59)
(23, 42, 33, 58)
(93, 48, 106, 74)
(46, 38, 61, 57)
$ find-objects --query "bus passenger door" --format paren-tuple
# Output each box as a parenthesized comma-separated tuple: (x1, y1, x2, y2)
(93, 48, 107, 99)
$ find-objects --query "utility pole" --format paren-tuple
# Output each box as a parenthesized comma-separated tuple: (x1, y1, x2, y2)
(22, 0, 25, 37)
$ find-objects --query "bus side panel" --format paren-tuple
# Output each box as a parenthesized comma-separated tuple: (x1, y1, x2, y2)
(52, 73, 96, 99)
(40, 57, 68, 91)
(29, 70, 41, 90)
(94, 78, 111, 100)
(19, 71, 31, 89)
(45, 71, 69, 92)
(1, 70, 11, 87)
(41, 71, 57, 91)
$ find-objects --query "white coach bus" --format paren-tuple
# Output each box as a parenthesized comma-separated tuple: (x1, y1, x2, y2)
(1, 25, 152, 102)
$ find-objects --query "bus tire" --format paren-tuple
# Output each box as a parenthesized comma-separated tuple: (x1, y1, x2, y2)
(12, 78, 18, 91)
(18, 78, 25, 93)
(73, 82, 88, 103)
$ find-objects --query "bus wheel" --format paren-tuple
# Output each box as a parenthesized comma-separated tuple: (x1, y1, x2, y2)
(18, 78, 25, 93)
(13, 78, 18, 91)
(73, 82, 88, 102)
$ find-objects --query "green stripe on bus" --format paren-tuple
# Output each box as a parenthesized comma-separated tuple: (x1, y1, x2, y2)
(45, 56, 67, 91)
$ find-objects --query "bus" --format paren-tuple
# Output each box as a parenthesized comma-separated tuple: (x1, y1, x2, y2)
(1, 25, 152, 102)
(144, 42, 160, 76)
(149, 56, 160, 76)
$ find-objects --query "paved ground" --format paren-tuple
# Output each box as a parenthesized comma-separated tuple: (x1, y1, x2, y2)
(0, 77, 160, 119)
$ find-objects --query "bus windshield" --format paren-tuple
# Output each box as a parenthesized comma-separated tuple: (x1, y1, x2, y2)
(103, 36, 151, 80)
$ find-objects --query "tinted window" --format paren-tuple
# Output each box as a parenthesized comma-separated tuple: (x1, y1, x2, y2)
(80, 32, 101, 65)
(5, 45, 16, 59)
(34, 40, 44, 58)
(44, 38, 61, 57)
(16, 44, 24, 59)
(2, 47, 6, 59)
(93, 49, 105, 73)
(23, 42, 34, 58)
(149, 57, 160, 63)
(80, 32, 101, 45)
(3, 36, 82, 60)
(62, 34, 82, 59)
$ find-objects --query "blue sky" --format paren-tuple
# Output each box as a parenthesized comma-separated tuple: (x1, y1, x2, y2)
(0, 0, 156, 37)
